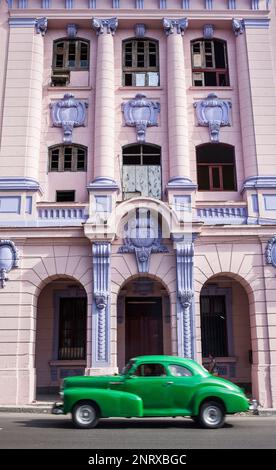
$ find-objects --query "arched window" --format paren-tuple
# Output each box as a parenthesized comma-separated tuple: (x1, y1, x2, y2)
(191, 39, 229, 87)
(122, 144, 161, 199)
(53, 38, 89, 71)
(49, 145, 87, 172)
(196, 143, 236, 191)
(122, 39, 159, 87)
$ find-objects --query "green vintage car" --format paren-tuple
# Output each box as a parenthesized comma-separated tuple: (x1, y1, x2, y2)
(52, 355, 250, 429)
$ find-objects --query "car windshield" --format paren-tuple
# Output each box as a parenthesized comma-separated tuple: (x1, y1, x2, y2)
(120, 360, 135, 375)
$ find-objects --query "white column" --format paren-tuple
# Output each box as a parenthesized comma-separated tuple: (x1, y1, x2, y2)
(163, 18, 195, 190)
(90, 17, 118, 190)
(0, 18, 47, 188)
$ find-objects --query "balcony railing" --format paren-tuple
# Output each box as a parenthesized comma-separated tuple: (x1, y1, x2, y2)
(196, 203, 248, 225)
(37, 204, 88, 225)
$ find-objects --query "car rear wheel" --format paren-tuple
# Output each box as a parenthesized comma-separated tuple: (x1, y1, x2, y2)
(72, 401, 100, 429)
(198, 401, 225, 429)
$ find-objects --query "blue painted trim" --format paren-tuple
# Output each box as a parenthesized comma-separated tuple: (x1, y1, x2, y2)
(89, 0, 97, 7)
(19, 0, 28, 8)
(92, 243, 111, 367)
(182, 0, 190, 8)
(243, 18, 270, 29)
(25, 196, 32, 215)
(136, 0, 144, 8)
(242, 176, 276, 192)
(0, 196, 21, 214)
(9, 18, 36, 27)
(160, 0, 167, 8)
(228, 0, 236, 8)
(263, 194, 276, 211)
(251, 0, 259, 9)
(87, 177, 119, 192)
(201, 286, 234, 357)
(251, 194, 259, 213)
(65, 0, 73, 9)
(166, 177, 197, 191)
(112, 0, 120, 7)
(0, 178, 42, 193)
(205, 0, 213, 9)
(42, 0, 51, 7)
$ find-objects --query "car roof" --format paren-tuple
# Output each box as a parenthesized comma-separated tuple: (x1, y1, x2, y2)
(130, 355, 206, 373)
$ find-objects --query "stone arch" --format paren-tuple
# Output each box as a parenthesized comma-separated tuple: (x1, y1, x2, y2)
(34, 275, 90, 398)
(196, 271, 271, 407)
(114, 196, 179, 241)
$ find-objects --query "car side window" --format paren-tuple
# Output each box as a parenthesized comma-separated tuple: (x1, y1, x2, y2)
(133, 363, 167, 377)
(168, 364, 193, 377)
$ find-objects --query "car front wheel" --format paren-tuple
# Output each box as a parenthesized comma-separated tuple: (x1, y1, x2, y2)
(72, 401, 100, 429)
(198, 401, 225, 429)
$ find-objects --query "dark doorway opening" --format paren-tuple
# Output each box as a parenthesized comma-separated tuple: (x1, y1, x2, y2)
(125, 297, 163, 362)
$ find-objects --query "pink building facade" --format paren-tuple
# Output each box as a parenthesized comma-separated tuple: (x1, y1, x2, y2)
(0, 0, 276, 408)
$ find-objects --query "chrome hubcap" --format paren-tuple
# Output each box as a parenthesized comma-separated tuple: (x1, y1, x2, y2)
(76, 405, 95, 425)
(203, 406, 222, 426)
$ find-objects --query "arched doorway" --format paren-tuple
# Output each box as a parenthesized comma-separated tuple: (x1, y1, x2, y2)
(35, 278, 87, 397)
(200, 275, 252, 394)
(117, 277, 171, 371)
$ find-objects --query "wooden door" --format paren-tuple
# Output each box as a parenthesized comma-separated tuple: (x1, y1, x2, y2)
(125, 297, 163, 362)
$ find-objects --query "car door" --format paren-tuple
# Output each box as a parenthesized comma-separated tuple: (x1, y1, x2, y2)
(124, 362, 173, 416)
(166, 364, 200, 415)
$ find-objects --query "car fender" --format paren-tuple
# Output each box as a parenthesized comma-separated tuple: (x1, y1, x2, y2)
(191, 386, 248, 416)
(63, 387, 143, 417)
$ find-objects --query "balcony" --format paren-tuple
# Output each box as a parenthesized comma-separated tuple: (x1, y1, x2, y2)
(37, 203, 88, 226)
(195, 202, 248, 225)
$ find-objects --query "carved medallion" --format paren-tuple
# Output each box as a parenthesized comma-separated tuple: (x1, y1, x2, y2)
(194, 93, 231, 143)
(122, 94, 160, 143)
(266, 236, 276, 267)
(50, 94, 88, 144)
(0, 240, 19, 288)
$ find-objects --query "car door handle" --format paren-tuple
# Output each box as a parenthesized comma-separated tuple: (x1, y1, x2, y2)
(163, 381, 174, 386)
(109, 382, 122, 385)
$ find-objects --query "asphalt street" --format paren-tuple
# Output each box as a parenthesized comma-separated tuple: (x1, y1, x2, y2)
(0, 413, 275, 449)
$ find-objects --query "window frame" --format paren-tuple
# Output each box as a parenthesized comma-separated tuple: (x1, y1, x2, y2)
(122, 38, 160, 87)
(196, 143, 237, 192)
(49, 145, 87, 173)
(191, 38, 229, 87)
(122, 144, 162, 199)
(53, 38, 90, 72)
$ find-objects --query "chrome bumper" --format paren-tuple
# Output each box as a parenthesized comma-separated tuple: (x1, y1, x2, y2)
(249, 399, 259, 414)
(52, 401, 64, 415)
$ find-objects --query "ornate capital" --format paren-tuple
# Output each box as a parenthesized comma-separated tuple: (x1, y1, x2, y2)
(265, 236, 276, 267)
(0, 240, 19, 288)
(35, 17, 48, 37)
(163, 18, 188, 36)
(94, 291, 109, 310)
(232, 18, 245, 36)
(194, 93, 231, 143)
(50, 93, 88, 144)
(179, 289, 194, 310)
(122, 94, 160, 143)
(92, 17, 118, 35)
